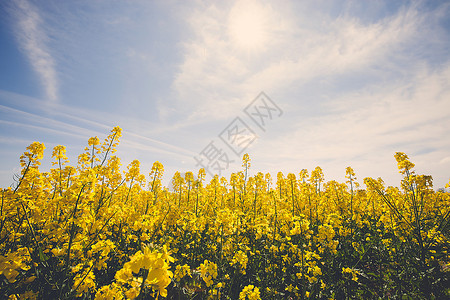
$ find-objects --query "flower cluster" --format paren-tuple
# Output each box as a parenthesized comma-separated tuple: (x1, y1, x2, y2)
(232, 250, 248, 274)
(199, 260, 218, 287)
(342, 267, 359, 282)
(115, 245, 174, 298)
(239, 284, 261, 300)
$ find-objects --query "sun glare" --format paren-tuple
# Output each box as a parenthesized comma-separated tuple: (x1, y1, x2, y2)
(228, 1, 270, 52)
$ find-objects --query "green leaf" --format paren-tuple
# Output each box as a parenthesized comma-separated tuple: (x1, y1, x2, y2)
(39, 247, 48, 262)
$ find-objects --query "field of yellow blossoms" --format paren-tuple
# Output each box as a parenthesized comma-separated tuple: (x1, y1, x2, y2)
(1, 127, 449, 299)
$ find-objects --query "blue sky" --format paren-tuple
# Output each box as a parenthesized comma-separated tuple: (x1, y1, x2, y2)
(1, 0, 449, 189)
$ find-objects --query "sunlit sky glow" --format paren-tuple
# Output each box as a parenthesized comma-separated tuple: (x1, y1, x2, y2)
(228, 0, 271, 52)
(1, 0, 449, 189)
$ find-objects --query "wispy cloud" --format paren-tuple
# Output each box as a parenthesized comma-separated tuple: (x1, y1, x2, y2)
(252, 61, 450, 186)
(171, 1, 429, 124)
(0, 90, 195, 161)
(245, 3, 424, 90)
(9, 0, 58, 101)
(169, 0, 450, 186)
